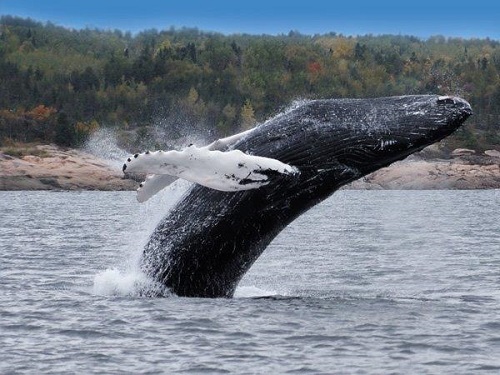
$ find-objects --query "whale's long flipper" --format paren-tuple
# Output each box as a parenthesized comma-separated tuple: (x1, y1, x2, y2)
(136, 174, 178, 203)
(203, 128, 255, 151)
(123, 146, 297, 201)
(124, 128, 259, 202)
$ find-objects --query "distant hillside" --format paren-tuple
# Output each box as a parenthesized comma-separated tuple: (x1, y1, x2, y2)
(1, 16, 499, 152)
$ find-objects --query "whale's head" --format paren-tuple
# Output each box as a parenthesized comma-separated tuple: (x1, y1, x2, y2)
(249, 95, 472, 191)
(330, 95, 472, 177)
(353, 94, 472, 163)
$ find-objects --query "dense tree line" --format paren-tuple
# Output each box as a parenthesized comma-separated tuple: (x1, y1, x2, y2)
(0, 16, 499, 151)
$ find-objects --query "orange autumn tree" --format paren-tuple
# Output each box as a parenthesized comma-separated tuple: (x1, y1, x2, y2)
(26, 105, 57, 121)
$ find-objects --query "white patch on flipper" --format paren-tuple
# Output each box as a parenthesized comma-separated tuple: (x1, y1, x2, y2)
(124, 145, 297, 200)
(137, 174, 178, 203)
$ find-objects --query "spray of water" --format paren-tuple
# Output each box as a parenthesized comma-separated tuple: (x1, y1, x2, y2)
(92, 178, 192, 297)
(83, 128, 129, 170)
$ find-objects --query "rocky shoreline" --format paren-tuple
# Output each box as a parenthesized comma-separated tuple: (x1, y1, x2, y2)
(0, 144, 136, 191)
(1, 144, 499, 191)
(346, 157, 500, 190)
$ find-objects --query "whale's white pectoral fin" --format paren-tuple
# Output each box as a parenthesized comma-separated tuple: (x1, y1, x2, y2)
(124, 128, 258, 202)
(123, 146, 298, 202)
(136, 174, 178, 203)
(203, 127, 255, 151)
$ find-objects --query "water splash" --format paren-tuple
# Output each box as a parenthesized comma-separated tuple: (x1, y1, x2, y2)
(234, 285, 278, 298)
(92, 179, 192, 297)
(83, 128, 129, 169)
(93, 268, 153, 296)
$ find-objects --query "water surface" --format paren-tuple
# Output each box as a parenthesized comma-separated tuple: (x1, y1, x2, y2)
(1, 189, 499, 374)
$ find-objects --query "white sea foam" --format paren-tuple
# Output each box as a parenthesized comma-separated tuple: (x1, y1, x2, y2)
(93, 268, 147, 296)
(91, 177, 191, 297)
(234, 285, 277, 298)
(93, 267, 172, 297)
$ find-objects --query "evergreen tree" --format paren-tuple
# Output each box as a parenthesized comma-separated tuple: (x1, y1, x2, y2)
(54, 112, 76, 147)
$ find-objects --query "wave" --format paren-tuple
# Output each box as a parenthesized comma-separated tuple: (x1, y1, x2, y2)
(92, 268, 171, 297)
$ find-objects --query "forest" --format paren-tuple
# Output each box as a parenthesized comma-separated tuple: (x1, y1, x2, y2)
(1, 15, 499, 152)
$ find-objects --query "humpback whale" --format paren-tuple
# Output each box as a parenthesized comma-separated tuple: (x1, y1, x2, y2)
(124, 95, 472, 298)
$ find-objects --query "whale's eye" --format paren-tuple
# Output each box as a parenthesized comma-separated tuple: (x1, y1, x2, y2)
(437, 96, 455, 105)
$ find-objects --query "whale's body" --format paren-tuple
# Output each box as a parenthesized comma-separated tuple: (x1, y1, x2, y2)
(139, 95, 472, 297)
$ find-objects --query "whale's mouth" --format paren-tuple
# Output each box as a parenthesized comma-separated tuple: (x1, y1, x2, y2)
(437, 95, 473, 118)
(437, 95, 472, 111)
(430, 95, 473, 143)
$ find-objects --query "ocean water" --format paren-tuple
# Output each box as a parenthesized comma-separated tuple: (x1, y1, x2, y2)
(1, 188, 499, 374)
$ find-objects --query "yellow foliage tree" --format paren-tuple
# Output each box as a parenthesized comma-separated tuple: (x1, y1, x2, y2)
(222, 103, 236, 123)
(332, 38, 355, 60)
(240, 99, 256, 130)
(187, 87, 199, 106)
(74, 120, 100, 144)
